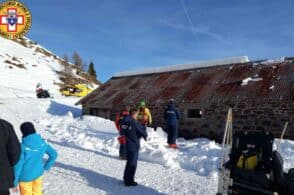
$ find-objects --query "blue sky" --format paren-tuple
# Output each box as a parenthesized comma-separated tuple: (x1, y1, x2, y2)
(23, 0, 294, 82)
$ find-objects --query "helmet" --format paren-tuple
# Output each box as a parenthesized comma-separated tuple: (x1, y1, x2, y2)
(139, 101, 146, 107)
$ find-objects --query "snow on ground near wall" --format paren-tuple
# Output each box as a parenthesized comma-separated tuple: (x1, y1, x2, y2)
(113, 56, 249, 77)
(1, 96, 294, 194)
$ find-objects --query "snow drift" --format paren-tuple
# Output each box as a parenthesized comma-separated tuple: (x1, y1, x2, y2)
(1, 95, 294, 195)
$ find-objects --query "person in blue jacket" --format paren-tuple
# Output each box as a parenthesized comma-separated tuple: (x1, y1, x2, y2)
(164, 99, 180, 148)
(121, 108, 148, 186)
(13, 122, 58, 195)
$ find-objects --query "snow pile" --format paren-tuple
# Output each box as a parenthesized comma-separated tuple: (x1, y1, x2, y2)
(141, 130, 221, 176)
(241, 76, 263, 86)
(273, 139, 294, 172)
(114, 56, 249, 77)
(38, 112, 222, 177)
(1, 86, 294, 194)
(261, 57, 285, 65)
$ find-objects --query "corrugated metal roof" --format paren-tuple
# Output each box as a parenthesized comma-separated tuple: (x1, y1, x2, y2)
(113, 56, 249, 77)
(77, 58, 294, 106)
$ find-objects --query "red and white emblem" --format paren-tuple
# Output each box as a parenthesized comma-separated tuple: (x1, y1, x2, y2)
(0, 8, 24, 32)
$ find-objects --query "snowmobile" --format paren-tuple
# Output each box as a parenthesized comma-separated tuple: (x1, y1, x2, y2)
(36, 83, 50, 98)
(217, 109, 294, 195)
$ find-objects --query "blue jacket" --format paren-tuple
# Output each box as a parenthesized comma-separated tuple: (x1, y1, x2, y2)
(14, 134, 57, 186)
(164, 103, 180, 126)
(121, 116, 148, 151)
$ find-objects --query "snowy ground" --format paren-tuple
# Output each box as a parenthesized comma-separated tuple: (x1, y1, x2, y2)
(0, 93, 293, 195)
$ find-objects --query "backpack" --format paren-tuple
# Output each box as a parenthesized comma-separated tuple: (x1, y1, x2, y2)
(237, 150, 259, 170)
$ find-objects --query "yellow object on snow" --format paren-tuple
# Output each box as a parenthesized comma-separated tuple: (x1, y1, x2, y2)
(19, 176, 42, 195)
(237, 154, 258, 170)
(60, 84, 93, 97)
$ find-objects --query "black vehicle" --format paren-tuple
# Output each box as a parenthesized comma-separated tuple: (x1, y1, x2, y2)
(217, 125, 294, 195)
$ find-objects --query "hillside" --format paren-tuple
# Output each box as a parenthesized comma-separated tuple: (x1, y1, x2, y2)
(0, 36, 98, 98)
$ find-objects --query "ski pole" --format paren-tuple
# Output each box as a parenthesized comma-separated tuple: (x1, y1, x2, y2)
(219, 108, 232, 169)
(276, 121, 288, 151)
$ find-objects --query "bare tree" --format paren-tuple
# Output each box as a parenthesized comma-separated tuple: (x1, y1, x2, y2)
(72, 52, 83, 71)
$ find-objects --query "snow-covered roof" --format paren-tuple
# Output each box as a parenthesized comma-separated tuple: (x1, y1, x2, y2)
(113, 56, 250, 77)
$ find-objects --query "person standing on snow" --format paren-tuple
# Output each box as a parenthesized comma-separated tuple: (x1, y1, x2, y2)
(122, 108, 148, 186)
(137, 101, 152, 129)
(115, 105, 130, 160)
(0, 119, 21, 195)
(13, 122, 58, 195)
(164, 99, 180, 149)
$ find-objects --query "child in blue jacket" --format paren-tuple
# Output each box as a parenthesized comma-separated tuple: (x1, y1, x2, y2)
(13, 122, 58, 195)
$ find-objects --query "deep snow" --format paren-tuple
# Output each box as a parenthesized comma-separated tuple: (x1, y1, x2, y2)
(1, 97, 220, 195)
(1, 95, 293, 195)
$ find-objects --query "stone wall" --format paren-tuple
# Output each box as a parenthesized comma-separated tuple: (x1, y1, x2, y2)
(82, 100, 294, 142)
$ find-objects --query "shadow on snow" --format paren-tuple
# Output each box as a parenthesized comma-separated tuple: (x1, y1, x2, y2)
(46, 100, 82, 118)
(47, 139, 118, 161)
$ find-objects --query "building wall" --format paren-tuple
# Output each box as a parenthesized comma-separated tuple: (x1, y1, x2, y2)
(148, 101, 294, 141)
(83, 107, 111, 119)
(82, 100, 294, 141)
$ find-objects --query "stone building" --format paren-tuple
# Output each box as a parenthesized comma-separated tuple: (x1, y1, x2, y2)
(76, 57, 294, 141)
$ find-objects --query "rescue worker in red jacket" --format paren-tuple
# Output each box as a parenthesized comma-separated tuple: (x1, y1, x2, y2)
(137, 101, 152, 130)
(115, 106, 130, 159)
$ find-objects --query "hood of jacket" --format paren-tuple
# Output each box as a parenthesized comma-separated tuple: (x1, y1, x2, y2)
(22, 134, 45, 151)
(167, 103, 176, 110)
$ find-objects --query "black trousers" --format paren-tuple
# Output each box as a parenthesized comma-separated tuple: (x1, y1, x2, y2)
(119, 144, 127, 158)
(123, 150, 138, 183)
(167, 124, 178, 144)
(0, 190, 10, 195)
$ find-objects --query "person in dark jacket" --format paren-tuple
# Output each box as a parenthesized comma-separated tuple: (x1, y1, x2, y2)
(122, 108, 148, 186)
(0, 119, 21, 195)
(164, 99, 180, 149)
(115, 106, 130, 160)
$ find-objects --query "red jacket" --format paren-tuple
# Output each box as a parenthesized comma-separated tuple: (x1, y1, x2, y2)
(115, 111, 129, 131)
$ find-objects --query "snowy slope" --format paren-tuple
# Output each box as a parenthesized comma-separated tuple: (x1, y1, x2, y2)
(0, 36, 96, 98)
(1, 90, 294, 194)
(0, 37, 62, 97)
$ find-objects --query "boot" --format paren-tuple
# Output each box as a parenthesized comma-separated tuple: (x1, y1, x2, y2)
(124, 181, 138, 186)
(170, 144, 178, 149)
